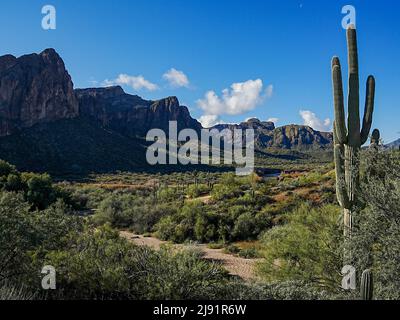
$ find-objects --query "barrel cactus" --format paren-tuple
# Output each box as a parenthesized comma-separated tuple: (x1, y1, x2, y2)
(331, 25, 377, 241)
(360, 269, 374, 300)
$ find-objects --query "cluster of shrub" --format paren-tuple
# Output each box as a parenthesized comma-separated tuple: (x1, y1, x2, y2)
(257, 150, 400, 299)
(90, 174, 277, 244)
(2, 148, 398, 300)
(0, 160, 328, 300)
(92, 171, 336, 245)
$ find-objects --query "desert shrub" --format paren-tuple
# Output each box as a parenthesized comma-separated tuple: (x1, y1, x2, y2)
(214, 279, 330, 300)
(44, 225, 230, 300)
(0, 161, 67, 209)
(93, 193, 132, 227)
(233, 212, 257, 240)
(238, 247, 260, 259)
(0, 160, 18, 177)
(157, 186, 181, 202)
(93, 193, 178, 233)
(211, 174, 247, 201)
(0, 191, 82, 291)
(194, 212, 218, 242)
(156, 202, 203, 243)
(257, 203, 342, 290)
(186, 184, 210, 198)
(351, 150, 400, 299)
(156, 195, 276, 243)
(69, 185, 109, 209)
(21, 173, 57, 210)
(155, 216, 178, 241)
(0, 192, 35, 282)
(0, 282, 37, 300)
(224, 244, 240, 255)
(207, 243, 224, 249)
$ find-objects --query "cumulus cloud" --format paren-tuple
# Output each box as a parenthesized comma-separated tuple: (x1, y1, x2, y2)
(267, 117, 279, 124)
(299, 110, 331, 131)
(103, 74, 158, 91)
(197, 79, 272, 118)
(163, 68, 190, 88)
(198, 115, 222, 128)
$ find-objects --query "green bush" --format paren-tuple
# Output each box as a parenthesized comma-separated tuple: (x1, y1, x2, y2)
(257, 203, 342, 290)
(45, 225, 230, 300)
(0, 191, 82, 289)
(186, 184, 210, 198)
(238, 247, 260, 259)
(351, 150, 400, 299)
(93, 193, 178, 233)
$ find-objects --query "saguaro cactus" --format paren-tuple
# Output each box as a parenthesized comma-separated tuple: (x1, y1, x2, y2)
(332, 25, 376, 239)
(370, 129, 380, 148)
(360, 269, 374, 300)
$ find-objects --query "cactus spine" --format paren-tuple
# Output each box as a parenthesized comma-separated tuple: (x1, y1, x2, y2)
(360, 269, 374, 300)
(332, 25, 376, 240)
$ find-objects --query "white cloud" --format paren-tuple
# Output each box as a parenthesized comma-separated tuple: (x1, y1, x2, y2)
(299, 110, 331, 131)
(103, 74, 158, 91)
(197, 79, 272, 118)
(198, 115, 221, 128)
(267, 117, 279, 124)
(163, 68, 190, 88)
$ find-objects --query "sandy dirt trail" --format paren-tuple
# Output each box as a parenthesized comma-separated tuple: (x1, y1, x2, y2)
(120, 231, 261, 281)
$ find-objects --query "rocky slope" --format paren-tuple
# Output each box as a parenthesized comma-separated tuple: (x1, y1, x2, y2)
(212, 118, 333, 150)
(0, 49, 78, 136)
(76, 86, 202, 137)
(386, 138, 400, 149)
(0, 49, 201, 139)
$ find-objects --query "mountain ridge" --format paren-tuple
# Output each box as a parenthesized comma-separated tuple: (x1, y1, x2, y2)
(211, 118, 333, 150)
(0, 49, 334, 173)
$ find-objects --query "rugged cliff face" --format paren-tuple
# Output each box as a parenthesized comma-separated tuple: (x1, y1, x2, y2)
(0, 49, 78, 136)
(271, 124, 333, 150)
(0, 49, 202, 139)
(211, 118, 333, 150)
(76, 86, 202, 137)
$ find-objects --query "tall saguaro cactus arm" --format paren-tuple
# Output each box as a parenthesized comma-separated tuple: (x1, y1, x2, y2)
(346, 26, 361, 146)
(333, 125, 350, 209)
(360, 76, 376, 144)
(332, 58, 347, 144)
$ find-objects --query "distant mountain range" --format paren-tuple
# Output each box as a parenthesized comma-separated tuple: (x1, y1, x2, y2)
(0, 49, 333, 174)
(212, 118, 332, 150)
(386, 138, 400, 149)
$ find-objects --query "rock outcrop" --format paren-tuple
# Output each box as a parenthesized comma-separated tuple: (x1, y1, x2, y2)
(211, 118, 333, 150)
(76, 86, 202, 137)
(0, 48, 202, 138)
(0, 49, 78, 136)
(271, 124, 333, 150)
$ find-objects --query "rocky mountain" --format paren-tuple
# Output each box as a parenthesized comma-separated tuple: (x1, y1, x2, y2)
(76, 86, 202, 137)
(386, 138, 400, 149)
(0, 48, 333, 174)
(0, 49, 201, 140)
(0, 49, 78, 136)
(0, 49, 202, 174)
(212, 118, 333, 150)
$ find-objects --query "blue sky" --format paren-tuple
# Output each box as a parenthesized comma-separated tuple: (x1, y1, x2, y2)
(0, 0, 399, 142)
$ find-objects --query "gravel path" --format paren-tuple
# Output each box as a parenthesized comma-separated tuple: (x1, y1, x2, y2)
(120, 231, 260, 281)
